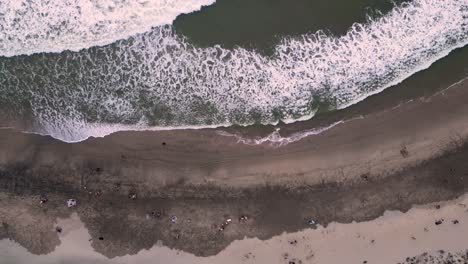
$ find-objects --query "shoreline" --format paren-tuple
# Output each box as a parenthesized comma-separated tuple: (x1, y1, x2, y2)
(4, 43, 468, 144)
(2, 77, 468, 258)
(2, 0, 468, 262)
(2, 19, 467, 144)
(0, 65, 468, 258)
(3, 77, 468, 190)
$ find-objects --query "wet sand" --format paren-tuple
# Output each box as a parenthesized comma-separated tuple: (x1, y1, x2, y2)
(2, 78, 468, 190)
(1, 78, 468, 259)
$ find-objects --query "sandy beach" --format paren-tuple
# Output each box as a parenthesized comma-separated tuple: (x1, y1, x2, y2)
(2, 194, 468, 264)
(1, 77, 468, 262)
(1, 0, 468, 262)
(2, 77, 468, 191)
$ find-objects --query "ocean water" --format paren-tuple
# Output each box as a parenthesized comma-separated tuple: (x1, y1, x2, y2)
(0, 0, 467, 142)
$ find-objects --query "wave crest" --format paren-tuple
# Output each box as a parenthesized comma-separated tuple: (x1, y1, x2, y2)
(0, 0, 215, 56)
(0, 0, 467, 142)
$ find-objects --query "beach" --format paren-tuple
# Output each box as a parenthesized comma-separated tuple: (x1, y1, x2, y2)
(3, 77, 468, 191)
(2, 196, 468, 264)
(1, 0, 468, 262)
(2, 76, 468, 261)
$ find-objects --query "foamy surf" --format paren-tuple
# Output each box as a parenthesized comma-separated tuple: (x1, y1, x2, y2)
(216, 120, 346, 147)
(0, 0, 467, 143)
(0, 0, 216, 57)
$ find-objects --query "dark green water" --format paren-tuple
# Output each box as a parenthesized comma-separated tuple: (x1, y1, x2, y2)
(0, 0, 466, 141)
(274, 45, 468, 137)
(174, 0, 468, 130)
(174, 0, 467, 111)
(174, 0, 407, 54)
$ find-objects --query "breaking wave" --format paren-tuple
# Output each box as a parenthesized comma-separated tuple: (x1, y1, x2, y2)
(0, 0, 467, 142)
(0, 0, 216, 56)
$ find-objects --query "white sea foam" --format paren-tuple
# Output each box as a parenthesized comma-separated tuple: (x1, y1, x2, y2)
(34, 121, 231, 143)
(0, 0, 215, 56)
(216, 120, 346, 147)
(0, 0, 467, 143)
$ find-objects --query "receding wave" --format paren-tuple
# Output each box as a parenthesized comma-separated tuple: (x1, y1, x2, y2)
(216, 120, 347, 147)
(0, 0, 467, 142)
(0, 0, 216, 56)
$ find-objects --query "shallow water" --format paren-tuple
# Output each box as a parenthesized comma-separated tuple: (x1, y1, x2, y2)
(0, 0, 467, 142)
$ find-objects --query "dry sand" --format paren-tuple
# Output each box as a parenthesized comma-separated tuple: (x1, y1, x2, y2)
(2, 78, 468, 261)
(1, 194, 468, 264)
